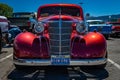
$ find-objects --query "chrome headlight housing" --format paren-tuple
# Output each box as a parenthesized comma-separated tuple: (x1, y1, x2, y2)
(34, 22, 44, 33)
(76, 21, 86, 33)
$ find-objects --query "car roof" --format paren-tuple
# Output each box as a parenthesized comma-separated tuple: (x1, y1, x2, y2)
(38, 3, 81, 9)
(0, 16, 7, 19)
(37, 3, 84, 19)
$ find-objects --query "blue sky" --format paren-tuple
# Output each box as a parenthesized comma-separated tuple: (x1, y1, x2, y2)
(0, 0, 120, 16)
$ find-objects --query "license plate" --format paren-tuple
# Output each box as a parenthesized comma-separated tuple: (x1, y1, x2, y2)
(51, 55, 70, 65)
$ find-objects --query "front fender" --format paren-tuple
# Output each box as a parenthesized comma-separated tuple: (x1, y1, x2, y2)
(71, 32, 107, 58)
(13, 32, 49, 58)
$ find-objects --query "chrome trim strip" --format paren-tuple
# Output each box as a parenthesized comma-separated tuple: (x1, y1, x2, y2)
(49, 33, 71, 35)
(50, 46, 70, 47)
(49, 27, 71, 29)
(50, 51, 70, 54)
(59, 15, 62, 55)
(50, 39, 70, 41)
(13, 58, 107, 66)
(70, 58, 107, 66)
(41, 21, 78, 23)
(14, 59, 51, 66)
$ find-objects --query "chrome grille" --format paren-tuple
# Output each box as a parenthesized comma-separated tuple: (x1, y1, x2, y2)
(49, 21, 72, 55)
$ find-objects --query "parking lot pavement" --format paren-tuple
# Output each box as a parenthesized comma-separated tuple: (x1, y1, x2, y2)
(107, 38, 120, 65)
(0, 37, 120, 80)
(0, 46, 13, 80)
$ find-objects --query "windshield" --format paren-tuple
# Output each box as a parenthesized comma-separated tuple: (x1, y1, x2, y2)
(88, 21, 105, 24)
(40, 6, 80, 17)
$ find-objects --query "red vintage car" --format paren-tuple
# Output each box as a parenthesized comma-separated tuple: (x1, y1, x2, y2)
(109, 22, 120, 37)
(13, 4, 107, 69)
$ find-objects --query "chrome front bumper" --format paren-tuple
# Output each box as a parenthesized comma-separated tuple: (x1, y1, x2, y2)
(13, 58, 107, 66)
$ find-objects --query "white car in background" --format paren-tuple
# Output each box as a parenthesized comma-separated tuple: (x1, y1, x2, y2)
(0, 16, 9, 52)
(0, 16, 9, 33)
(87, 20, 112, 39)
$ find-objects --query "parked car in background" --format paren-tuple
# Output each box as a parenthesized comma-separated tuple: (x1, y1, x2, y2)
(87, 20, 112, 39)
(8, 12, 37, 31)
(108, 22, 120, 37)
(13, 4, 107, 69)
(8, 25, 22, 45)
(0, 16, 9, 52)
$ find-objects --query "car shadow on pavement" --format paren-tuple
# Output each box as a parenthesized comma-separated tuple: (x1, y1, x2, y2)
(80, 66, 109, 80)
(0, 51, 8, 54)
(7, 66, 109, 80)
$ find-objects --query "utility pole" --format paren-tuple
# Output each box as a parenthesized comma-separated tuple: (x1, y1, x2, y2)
(109, 15, 111, 22)
(79, 2, 83, 5)
(79, 2, 83, 7)
(79, 2, 86, 18)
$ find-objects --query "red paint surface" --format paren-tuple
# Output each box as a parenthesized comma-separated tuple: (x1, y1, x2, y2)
(14, 32, 49, 58)
(71, 32, 107, 58)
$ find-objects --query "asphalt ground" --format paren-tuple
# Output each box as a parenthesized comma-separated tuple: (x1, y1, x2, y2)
(0, 37, 120, 80)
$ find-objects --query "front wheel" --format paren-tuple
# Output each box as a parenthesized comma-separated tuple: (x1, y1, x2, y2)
(93, 63, 107, 69)
(93, 51, 108, 69)
(14, 64, 47, 70)
(14, 64, 23, 70)
(81, 51, 108, 69)
(14, 64, 29, 70)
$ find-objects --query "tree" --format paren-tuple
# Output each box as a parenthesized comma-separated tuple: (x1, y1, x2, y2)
(0, 3, 13, 17)
(85, 13, 90, 19)
(86, 13, 90, 17)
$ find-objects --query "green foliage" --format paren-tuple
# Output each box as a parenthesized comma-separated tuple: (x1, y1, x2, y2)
(0, 3, 13, 17)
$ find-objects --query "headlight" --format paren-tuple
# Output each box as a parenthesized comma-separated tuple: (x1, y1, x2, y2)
(76, 21, 86, 33)
(34, 22, 44, 33)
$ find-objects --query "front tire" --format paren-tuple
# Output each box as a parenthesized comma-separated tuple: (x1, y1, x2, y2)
(81, 51, 108, 69)
(14, 64, 27, 70)
(94, 51, 108, 69)
(100, 63, 107, 68)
